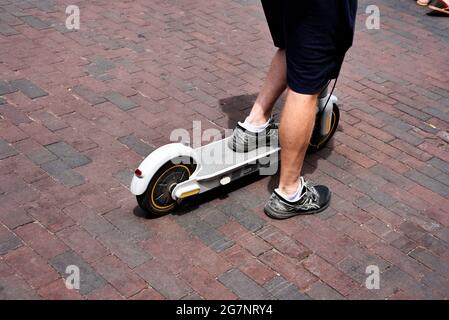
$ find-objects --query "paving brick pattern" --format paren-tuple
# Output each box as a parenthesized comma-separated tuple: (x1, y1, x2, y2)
(0, 0, 448, 299)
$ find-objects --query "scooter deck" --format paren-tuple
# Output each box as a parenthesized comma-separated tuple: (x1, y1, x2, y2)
(193, 137, 279, 180)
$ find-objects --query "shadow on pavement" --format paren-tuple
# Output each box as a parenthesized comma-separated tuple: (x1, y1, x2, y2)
(132, 170, 267, 219)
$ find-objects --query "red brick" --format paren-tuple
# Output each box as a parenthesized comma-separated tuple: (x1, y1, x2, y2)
(57, 225, 109, 263)
(422, 207, 449, 228)
(31, 176, 81, 209)
(390, 139, 432, 161)
(368, 204, 405, 229)
(24, 198, 75, 233)
(256, 224, 311, 261)
(408, 184, 449, 212)
(15, 222, 69, 259)
(133, 83, 168, 101)
(142, 217, 232, 277)
(325, 213, 380, 247)
(354, 122, 394, 142)
(0, 121, 29, 142)
(259, 250, 317, 290)
(308, 155, 355, 185)
(305, 281, 345, 300)
(219, 221, 271, 257)
(4, 246, 59, 288)
(381, 183, 429, 212)
(350, 109, 386, 128)
(62, 202, 114, 237)
(93, 255, 147, 298)
(220, 245, 276, 285)
(316, 172, 364, 202)
(86, 284, 124, 300)
(180, 265, 237, 300)
(303, 254, 359, 296)
(0, 260, 15, 278)
(129, 288, 165, 300)
(334, 144, 377, 168)
(18, 122, 60, 146)
(358, 134, 402, 159)
(2, 155, 46, 184)
(331, 196, 373, 224)
(80, 192, 120, 215)
(418, 142, 449, 163)
(135, 259, 192, 299)
(37, 279, 84, 300)
(368, 241, 430, 280)
(0, 194, 34, 229)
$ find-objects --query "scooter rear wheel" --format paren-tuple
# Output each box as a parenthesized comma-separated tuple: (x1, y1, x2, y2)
(136, 157, 196, 216)
(308, 103, 340, 153)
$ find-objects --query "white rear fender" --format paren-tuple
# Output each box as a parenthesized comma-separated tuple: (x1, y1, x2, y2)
(130, 143, 198, 196)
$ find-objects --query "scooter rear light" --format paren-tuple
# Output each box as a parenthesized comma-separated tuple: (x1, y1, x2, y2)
(135, 169, 143, 177)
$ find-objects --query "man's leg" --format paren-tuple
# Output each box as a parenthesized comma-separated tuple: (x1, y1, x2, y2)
(228, 48, 286, 152)
(245, 48, 287, 126)
(263, 89, 331, 219)
(278, 90, 318, 195)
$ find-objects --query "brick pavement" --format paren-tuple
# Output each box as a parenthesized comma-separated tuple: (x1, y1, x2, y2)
(0, 0, 449, 300)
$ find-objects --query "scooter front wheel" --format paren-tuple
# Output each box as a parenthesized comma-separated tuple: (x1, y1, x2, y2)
(308, 103, 340, 153)
(136, 157, 196, 216)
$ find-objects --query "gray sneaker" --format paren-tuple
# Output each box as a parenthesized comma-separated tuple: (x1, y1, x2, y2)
(264, 179, 331, 219)
(228, 119, 278, 153)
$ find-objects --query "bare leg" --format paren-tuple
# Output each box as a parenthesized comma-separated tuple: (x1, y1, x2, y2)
(278, 90, 318, 195)
(246, 49, 287, 125)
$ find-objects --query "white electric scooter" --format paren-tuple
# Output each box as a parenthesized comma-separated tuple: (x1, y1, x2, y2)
(130, 87, 339, 216)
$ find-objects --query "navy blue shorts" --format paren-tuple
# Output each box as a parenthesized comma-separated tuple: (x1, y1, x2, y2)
(262, 0, 357, 94)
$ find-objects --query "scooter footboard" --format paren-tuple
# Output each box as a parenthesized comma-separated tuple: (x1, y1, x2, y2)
(172, 152, 279, 199)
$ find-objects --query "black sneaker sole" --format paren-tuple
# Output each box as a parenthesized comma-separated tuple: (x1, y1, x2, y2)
(229, 141, 264, 153)
(263, 192, 331, 220)
(228, 138, 278, 153)
(228, 140, 250, 153)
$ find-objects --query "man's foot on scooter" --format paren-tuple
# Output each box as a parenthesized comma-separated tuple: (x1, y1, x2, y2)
(264, 178, 331, 219)
(228, 118, 278, 153)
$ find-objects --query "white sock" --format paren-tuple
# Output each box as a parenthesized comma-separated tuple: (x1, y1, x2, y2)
(238, 117, 271, 133)
(275, 177, 305, 202)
